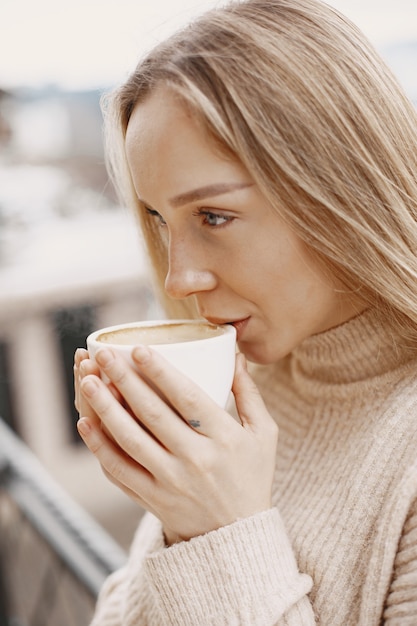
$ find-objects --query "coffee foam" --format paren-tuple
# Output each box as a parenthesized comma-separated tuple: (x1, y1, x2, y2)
(97, 322, 224, 346)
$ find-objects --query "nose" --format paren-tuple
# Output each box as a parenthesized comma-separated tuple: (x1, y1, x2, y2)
(164, 236, 216, 300)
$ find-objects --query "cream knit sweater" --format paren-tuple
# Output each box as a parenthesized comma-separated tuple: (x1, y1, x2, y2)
(91, 309, 417, 625)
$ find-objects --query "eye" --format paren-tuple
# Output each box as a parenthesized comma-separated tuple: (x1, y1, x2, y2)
(195, 210, 234, 228)
(145, 207, 166, 226)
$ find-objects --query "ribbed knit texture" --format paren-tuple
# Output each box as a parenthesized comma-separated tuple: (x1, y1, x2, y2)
(91, 308, 417, 625)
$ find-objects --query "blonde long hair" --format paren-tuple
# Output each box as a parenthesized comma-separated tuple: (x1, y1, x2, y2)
(103, 0, 417, 341)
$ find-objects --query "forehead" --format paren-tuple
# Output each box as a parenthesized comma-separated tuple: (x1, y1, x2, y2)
(125, 85, 236, 165)
(124, 87, 249, 202)
(126, 88, 197, 150)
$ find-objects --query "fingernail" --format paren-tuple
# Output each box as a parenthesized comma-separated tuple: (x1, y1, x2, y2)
(75, 348, 88, 364)
(132, 345, 151, 363)
(96, 349, 115, 367)
(82, 378, 98, 397)
(77, 418, 91, 437)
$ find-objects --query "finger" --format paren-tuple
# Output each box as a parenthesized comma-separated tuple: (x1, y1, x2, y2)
(80, 374, 169, 471)
(74, 347, 89, 367)
(77, 352, 133, 443)
(232, 353, 278, 437)
(74, 349, 89, 411)
(75, 356, 101, 415)
(131, 345, 238, 438)
(77, 416, 156, 508)
(74, 358, 94, 415)
(75, 381, 98, 421)
(79, 356, 100, 378)
(78, 352, 124, 405)
(94, 348, 199, 449)
(74, 363, 81, 412)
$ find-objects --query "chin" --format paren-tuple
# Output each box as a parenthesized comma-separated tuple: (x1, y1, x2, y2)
(237, 341, 289, 365)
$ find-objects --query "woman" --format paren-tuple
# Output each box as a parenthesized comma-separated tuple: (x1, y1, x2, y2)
(74, 0, 417, 623)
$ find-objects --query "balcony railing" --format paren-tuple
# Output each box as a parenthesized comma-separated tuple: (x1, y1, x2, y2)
(0, 418, 127, 626)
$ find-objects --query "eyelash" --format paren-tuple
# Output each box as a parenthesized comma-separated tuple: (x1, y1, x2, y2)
(145, 207, 233, 229)
(145, 208, 166, 226)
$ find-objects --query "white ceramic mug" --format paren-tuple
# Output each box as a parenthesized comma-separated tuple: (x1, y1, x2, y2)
(86, 319, 237, 408)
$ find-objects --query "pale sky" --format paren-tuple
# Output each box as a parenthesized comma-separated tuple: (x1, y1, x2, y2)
(1, 0, 416, 90)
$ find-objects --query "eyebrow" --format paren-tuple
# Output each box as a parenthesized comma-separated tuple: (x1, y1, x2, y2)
(168, 182, 253, 208)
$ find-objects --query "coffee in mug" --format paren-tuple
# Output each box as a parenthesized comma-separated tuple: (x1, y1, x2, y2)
(96, 321, 225, 346)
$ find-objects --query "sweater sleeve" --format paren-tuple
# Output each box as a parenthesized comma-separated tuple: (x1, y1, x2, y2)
(91, 509, 316, 626)
(90, 513, 165, 625)
(383, 497, 417, 625)
(144, 508, 314, 625)
(90, 508, 314, 625)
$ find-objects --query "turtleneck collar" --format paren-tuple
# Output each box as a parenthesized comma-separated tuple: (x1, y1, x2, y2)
(290, 307, 415, 388)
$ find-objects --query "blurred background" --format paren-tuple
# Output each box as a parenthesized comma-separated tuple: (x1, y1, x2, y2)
(0, 0, 416, 550)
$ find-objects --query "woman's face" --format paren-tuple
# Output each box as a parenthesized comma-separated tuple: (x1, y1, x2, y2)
(125, 88, 364, 364)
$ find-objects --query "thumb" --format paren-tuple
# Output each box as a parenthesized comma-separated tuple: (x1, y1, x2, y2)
(232, 353, 275, 434)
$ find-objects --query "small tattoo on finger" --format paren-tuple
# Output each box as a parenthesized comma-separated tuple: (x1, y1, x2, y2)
(188, 419, 201, 428)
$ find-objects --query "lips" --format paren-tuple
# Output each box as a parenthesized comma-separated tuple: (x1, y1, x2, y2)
(230, 317, 250, 340)
(204, 316, 250, 341)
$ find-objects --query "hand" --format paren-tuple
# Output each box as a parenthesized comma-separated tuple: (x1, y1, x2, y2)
(76, 345, 279, 544)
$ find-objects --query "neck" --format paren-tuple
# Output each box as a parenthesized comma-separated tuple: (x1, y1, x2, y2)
(281, 308, 415, 401)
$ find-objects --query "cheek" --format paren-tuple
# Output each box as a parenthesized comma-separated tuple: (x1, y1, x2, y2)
(270, 241, 332, 311)
(285, 275, 322, 309)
